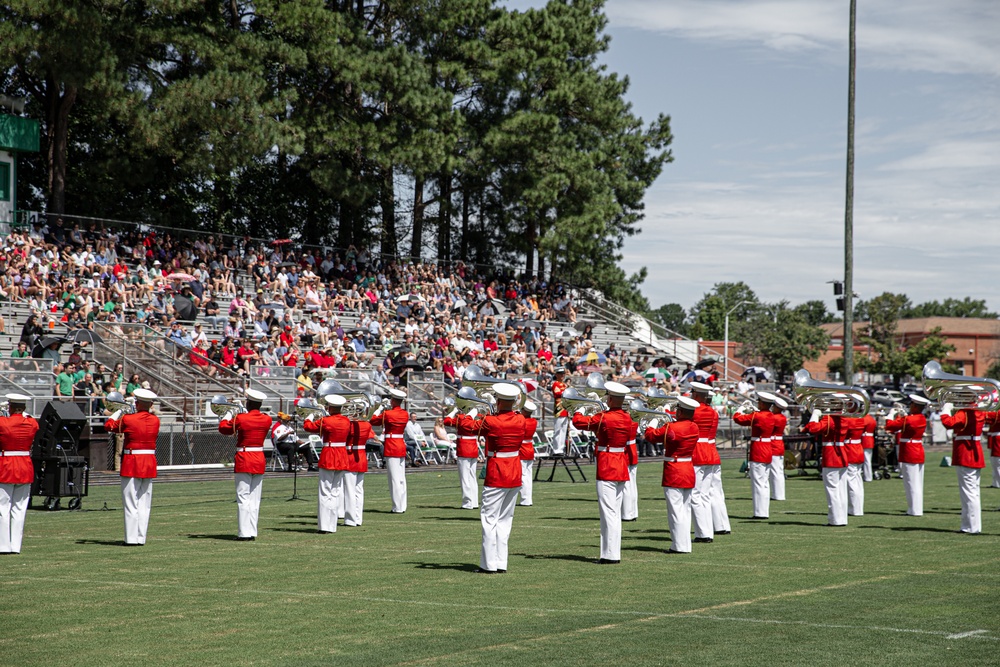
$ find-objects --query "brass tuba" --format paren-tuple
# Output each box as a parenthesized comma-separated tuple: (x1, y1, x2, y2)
(295, 397, 322, 421)
(461, 364, 526, 411)
(560, 387, 606, 416)
(644, 387, 679, 411)
(922, 361, 1000, 411)
(585, 372, 608, 400)
(626, 398, 673, 429)
(210, 394, 247, 418)
(454, 386, 495, 416)
(793, 369, 870, 417)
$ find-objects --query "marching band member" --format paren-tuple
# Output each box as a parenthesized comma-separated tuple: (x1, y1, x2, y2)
(769, 396, 788, 502)
(371, 389, 409, 513)
(304, 395, 351, 534)
(622, 411, 640, 522)
(984, 410, 1000, 489)
(940, 402, 987, 534)
(689, 382, 729, 542)
(861, 411, 877, 482)
(733, 391, 777, 519)
(645, 396, 699, 554)
(572, 382, 634, 564)
(802, 404, 849, 526)
(443, 408, 481, 510)
(106, 388, 160, 545)
(550, 367, 569, 455)
(884, 395, 930, 516)
(471, 383, 525, 573)
(218, 389, 272, 541)
(344, 414, 374, 526)
(518, 401, 538, 507)
(844, 409, 865, 516)
(0, 394, 39, 554)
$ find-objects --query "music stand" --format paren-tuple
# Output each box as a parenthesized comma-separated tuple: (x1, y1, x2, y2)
(287, 461, 307, 501)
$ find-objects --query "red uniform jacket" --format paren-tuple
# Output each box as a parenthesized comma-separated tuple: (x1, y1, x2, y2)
(861, 414, 877, 450)
(348, 420, 373, 473)
(884, 413, 927, 464)
(304, 413, 352, 471)
(733, 410, 775, 464)
(371, 407, 409, 458)
(572, 409, 634, 482)
(645, 420, 697, 488)
(107, 411, 160, 478)
(0, 413, 39, 485)
(940, 409, 986, 469)
(771, 412, 787, 458)
(627, 420, 639, 466)
(443, 414, 480, 459)
(983, 411, 1000, 455)
(471, 410, 525, 488)
(805, 415, 848, 469)
(692, 404, 721, 466)
(219, 409, 272, 475)
(520, 417, 537, 461)
(843, 417, 865, 465)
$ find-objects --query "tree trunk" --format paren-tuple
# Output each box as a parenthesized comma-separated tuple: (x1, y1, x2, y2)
(460, 183, 470, 261)
(524, 212, 537, 277)
(436, 173, 452, 263)
(46, 79, 76, 216)
(410, 176, 424, 260)
(380, 165, 397, 258)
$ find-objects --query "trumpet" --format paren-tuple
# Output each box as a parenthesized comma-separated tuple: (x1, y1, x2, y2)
(561, 387, 606, 416)
(627, 398, 672, 430)
(461, 364, 526, 411)
(210, 394, 247, 418)
(922, 361, 1000, 412)
(106, 391, 136, 415)
(792, 369, 870, 417)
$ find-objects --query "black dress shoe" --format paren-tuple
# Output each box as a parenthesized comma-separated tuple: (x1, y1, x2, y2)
(123, 542, 142, 547)
(476, 568, 497, 574)
(308, 466, 319, 472)
(235, 536, 255, 541)
(693, 537, 713, 543)
(317, 530, 334, 534)
(497, 569, 507, 573)
(826, 524, 847, 527)
(593, 558, 620, 564)
(715, 530, 731, 535)
(622, 518, 637, 522)
(665, 549, 686, 554)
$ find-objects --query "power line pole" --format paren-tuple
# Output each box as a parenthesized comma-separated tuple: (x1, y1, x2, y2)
(843, 0, 856, 383)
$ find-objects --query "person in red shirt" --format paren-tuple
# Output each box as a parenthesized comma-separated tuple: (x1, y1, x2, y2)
(518, 400, 538, 507)
(770, 397, 789, 502)
(843, 407, 867, 517)
(304, 394, 351, 533)
(645, 396, 700, 554)
(733, 391, 777, 519)
(802, 406, 850, 526)
(370, 388, 409, 513)
(550, 367, 569, 455)
(444, 401, 483, 510)
(860, 411, 878, 482)
(689, 382, 730, 542)
(344, 415, 374, 527)
(940, 403, 987, 534)
(884, 395, 930, 516)
(469, 383, 526, 573)
(218, 389, 272, 541)
(106, 388, 160, 545)
(573, 382, 634, 563)
(0, 394, 40, 554)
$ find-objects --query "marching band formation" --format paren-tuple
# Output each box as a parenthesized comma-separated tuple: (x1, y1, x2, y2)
(1, 360, 999, 562)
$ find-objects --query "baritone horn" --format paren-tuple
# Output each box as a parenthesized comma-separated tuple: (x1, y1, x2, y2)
(454, 386, 494, 415)
(792, 369, 870, 417)
(295, 397, 322, 421)
(627, 398, 672, 429)
(461, 364, 526, 411)
(922, 361, 1000, 411)
(560, 387, 606, 416)
(106, 391, 136, 415)
(210, 394, 247, 418)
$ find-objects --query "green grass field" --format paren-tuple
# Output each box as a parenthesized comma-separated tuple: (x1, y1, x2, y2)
(3, 460, 999, 666)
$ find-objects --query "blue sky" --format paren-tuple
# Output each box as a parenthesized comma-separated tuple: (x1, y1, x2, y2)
(503, 0, 1000, 313)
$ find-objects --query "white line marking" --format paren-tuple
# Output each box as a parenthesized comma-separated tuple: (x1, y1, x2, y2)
(947, 629, 989, 639)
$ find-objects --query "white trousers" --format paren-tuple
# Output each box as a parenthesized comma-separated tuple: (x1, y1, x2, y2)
(480, 486, 519, 571)
(337, 475, 346, 519)
(386, 457, 407, 513)
(0, 483, 30, 553)
(708, 465, 731, 532)
(596, 480, 625, 560)
(317, 468, 344, 533)
(847, 463, 865, 516)
(519, 460, 534, 506)
(552, 415, 568, 455)
(458, 457, 478, 509)
(343, 472, 365, 526)
(956, 466, 981, 534)
(770, 455, 786, 500)
(691, 465, 715, 539)
(623, 464, 638, 520)
(991, 454, 1000, 488)
(749, 461, 770, 518)
(234, 473, 263, 538)
(822, 467, 848, 526)
(863, 448, 874, 482)
(121, 477, 154, 545)
(900, 462, 924, 516)
(664, 487, 692, 553)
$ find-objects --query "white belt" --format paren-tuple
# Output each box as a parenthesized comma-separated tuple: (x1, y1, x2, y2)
(384, 435, 404, 440)
(0, 450, 30, 457)
(903, 439, 923, 445)
(323, 442, 347, 448)
(124, 449, 156, 455)
(626, 439, 636, 446)
(822, 442, 845, 448)
(846, 439, 861, 444)
(238, 447, 264, 452)
(954, 436, 977, 441)
(697, 438, 716, 444)
(522, 440, 533, 445)
(347, 445, 366, 451)
(458, 436, 477, 442)
(487, 451, 519, 458)
(750, 437, 772, 442)
(597, 446, 626, 453)
(667, 456, 692, 462)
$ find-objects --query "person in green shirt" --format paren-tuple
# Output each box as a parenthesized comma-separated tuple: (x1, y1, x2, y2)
(10, 341, 29, 358)
(56, 363, 77, 397)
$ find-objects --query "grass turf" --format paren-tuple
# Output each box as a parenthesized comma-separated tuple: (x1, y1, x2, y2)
(3, 459, 999, 666)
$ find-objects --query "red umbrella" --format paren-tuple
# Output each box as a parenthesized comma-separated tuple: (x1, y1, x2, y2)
(517, 378, 539, 393)
(271, 239, 293, 246)
(165, 272, 196, 282)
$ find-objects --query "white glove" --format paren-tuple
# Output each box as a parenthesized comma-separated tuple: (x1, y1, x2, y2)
(941, 402, 954, 416)
(574, 406, 589, 415)
(646, 418, 659, 430)
(110, 410, 123, 421)
(222, 411, 234, 422)
(810, 409, 822, 424)
(467, 408, 479, 419)
(372, 405, 386, 418)
(447, 408, 458, 419)
(886, 408, 898, 421)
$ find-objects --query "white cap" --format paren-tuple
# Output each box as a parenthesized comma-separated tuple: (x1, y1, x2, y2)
(324, 394, 347, 406)
(245, 388, 267, 402)
(910, 395, 932, 406)
(522, 400, 537, 413)
(492, 383, 522, 400)
(5, 393, 31, 403)
(689, 381, 714, 394)
(772, 396, 788, 409)
(756, 391, 776, 404)
(134, 388, 158, 402)
(388, 388, 406, 400)
(604, 381, 631, 397)
(677, 396, 699, 411)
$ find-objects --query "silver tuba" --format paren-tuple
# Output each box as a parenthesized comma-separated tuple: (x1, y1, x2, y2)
(318, 379, 379, 420)
(295, 397, 323, 421)
(453, 386, 495, 416)
(644, 387, 679, 411)
(461, 364, 526, 411)
(585, 372, 608, 400)
(106, 391, 136, 415)
(561, 387, 606, 416)
(793, 369, 870, 417)
(627, 398, 673, 429)
(922, 361, 1000, 411)
(210, 394, 247, 418)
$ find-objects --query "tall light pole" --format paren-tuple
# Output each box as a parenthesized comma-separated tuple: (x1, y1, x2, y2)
(724, 300, 751, 382)
(843, 0, 857, 384)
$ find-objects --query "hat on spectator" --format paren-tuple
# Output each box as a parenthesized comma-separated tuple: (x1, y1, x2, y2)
(492, 383, 521, 400)
(388, 388, 406, 400)
(756, 391, 776, 404)
(153, 260, 161, 266)
(141, 381, 151, 389)
(677, 396, 699, 411)
(910, 395, 931, 406)
(773, 396, 788, 409)
(324, 394, 347, 406)
(245, 388, 267, 402)
(554, 366, 566, 374)
(5, 393, 31, 404)
(277, 412, 292, 421)
(522, 400, 537, 413)
(604, 381, 630, 397)
(689, 381, 714, 395)
(134, 388, 157, 402)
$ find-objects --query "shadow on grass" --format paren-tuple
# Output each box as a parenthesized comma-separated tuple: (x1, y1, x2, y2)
(424, 516, 480, 522)
(188, 534, 241, 541)
(409, 562, 481, 572)
(623, 534, 670, 542)
(541, 516, 595, 521)
(269, 527, 324, 534)
(623, 545, 672, 553)
(859, 525, 982, 535)
(517, 552, 594, 563)
(753, 520, 827, 528)
(280, 520, 316, 526)
(628, 528, 669, 534)
(75, 539, 127, 546)
(778, 511, 828, 516)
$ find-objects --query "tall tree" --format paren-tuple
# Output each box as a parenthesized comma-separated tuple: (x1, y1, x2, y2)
(688, 282, 759, 340)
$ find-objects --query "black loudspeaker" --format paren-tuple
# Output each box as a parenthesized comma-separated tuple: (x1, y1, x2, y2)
(32, 456, 88, 498)
(33, 401, 87, 458)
